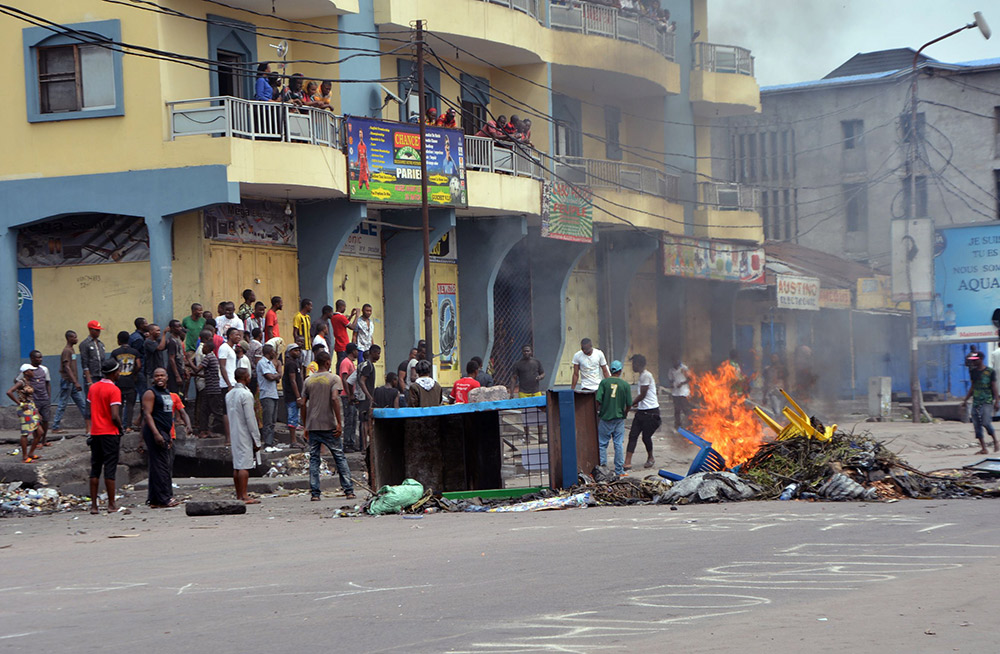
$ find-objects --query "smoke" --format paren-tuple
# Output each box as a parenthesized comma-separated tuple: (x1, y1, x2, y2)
(707, 0, 998, 87)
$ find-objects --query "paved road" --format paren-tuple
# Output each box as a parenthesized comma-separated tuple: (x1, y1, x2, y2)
(2, 496, 997, 653)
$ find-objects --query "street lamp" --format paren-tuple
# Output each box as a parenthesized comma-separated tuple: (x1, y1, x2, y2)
(906, 12, 991, 423)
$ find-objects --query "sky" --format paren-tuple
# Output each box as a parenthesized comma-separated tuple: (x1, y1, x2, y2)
(707, 1, 999, 87)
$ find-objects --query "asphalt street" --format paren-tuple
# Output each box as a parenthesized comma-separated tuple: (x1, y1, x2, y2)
(2, 496, 998, 653)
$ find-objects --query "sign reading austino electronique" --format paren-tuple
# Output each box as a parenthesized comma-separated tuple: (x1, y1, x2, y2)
(345, 116, 468, 208)
(934, 223, 1000, 339)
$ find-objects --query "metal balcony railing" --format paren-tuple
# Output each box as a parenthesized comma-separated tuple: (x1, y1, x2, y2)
(698, 182, 758, 211)
(556, 157, 678, 199)
(167, 96, 342, 148)
(693, 42, 755, 76)
(479, 0, 543, 22)
(549, 1, 675, 60)
(464, 135, 544, 179)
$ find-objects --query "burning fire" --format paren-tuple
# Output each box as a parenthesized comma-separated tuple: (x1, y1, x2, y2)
(689, 363, 765, 467)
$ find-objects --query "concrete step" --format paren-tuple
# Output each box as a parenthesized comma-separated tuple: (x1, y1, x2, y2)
(134, 474, 350, 494)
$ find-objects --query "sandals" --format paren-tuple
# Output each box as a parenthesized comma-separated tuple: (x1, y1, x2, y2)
(345, 492, 356, 500)
(643, 458, 655, 469)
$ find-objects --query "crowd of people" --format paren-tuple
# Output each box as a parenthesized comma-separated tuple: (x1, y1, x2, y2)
(474, 114, 533, 146)
(254, 66, 334, 112)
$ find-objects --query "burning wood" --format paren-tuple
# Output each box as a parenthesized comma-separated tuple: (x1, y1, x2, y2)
(689, 363, 765, 467)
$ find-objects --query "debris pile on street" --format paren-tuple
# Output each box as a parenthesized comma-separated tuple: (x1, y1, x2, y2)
(264, 453, 330, 478)
(0, 482, 89, 514)
(659, 471, 760, 504)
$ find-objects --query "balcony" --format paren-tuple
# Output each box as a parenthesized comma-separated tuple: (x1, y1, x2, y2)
(478, 0, 543, 23)
(556, 157, 678, 199)
(168, 96, 342, 148)
(690, 42, 760, 116)
(465, 135, 544, 179)
(550, 2, 675, 60)
(694, 182, 763, 242)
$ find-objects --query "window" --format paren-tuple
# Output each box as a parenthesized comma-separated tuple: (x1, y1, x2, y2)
(605, 106, 621, 160)
(841, 119, 864, 149)
(207, 16, 257, 99)
(460, 73, 490, 136)
(461, 101, 486, 136)
(844, 183, 868, 232)
(24, 20, 123, 122)
(902, 175, 928, 218)
(900, 112, 925, 143)
(397, 60, 440, 122)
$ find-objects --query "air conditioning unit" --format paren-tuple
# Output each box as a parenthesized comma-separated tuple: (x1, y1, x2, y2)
(717, 187, 740, 210)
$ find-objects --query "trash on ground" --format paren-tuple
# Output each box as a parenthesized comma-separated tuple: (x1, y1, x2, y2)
(367, 479, 425, 515)
(658, 471, 760, 504)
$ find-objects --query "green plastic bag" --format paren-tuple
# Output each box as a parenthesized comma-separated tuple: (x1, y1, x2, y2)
(367, 479, 425, 515)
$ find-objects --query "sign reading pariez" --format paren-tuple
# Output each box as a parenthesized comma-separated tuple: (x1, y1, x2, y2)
(776, 274, 820, 311)
(345, 116, 467, 207)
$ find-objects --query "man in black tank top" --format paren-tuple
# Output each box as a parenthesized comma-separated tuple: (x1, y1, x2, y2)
(142, 368, 177, 508)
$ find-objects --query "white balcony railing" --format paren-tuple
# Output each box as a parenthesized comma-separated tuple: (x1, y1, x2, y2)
(465, 135, 544, 179)
(698, 182, 758, 211)
(556, 156, 677, 200)
(480, 0, 543, 22)
(549, 2, 675, 61)
(167, 96, 342, 148)
(693, 42, 755, 76)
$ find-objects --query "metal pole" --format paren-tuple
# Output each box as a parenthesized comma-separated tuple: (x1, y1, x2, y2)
(415, 20, 434, 364)
(907, 54, 921, 423)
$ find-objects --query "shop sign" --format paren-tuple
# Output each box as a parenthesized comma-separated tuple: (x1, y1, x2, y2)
(661, 236, 765, 284)
(437, 283, 458, 371)
(541, 182, 594, 243)
(340, 221, 381, 259)
(819, 288, 852, 310)
(204, 199, 296, 247)
(856, 276, 893, 310)
(345, 116, 467, 207)
(776, 274, 820, 311)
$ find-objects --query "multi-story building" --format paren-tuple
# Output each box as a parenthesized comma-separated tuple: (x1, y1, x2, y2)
(1, 0, 761, 393)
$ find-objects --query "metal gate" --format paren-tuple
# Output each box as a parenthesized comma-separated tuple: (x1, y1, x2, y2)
(490, 239, 533, 390)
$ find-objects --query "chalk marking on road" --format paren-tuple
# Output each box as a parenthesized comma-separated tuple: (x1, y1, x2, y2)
(778, 542, 999, 558)
(820, 523, 847, 531)
(43, 582, 148, 594)
(627, 592, 771, 610)
(0, 587, 26, 593)
(0, 633, 36, 640)
(917, 523, 954, 533)
(509, 526, 555, 531)
(176, 583, 194, 595)
(748, 523, 778, 531)
(314, 582, 432, 602)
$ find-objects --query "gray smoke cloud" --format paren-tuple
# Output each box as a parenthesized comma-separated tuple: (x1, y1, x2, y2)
(707, 0, 998, 87)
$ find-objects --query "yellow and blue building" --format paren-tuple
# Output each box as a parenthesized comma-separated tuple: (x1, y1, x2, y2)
(1, 0, 761, 393)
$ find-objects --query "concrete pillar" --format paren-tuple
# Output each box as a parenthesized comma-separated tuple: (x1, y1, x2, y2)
(145, 214, 174, 327)
(527, 228, 591, 390)
(296, 200, 367, 310)
(382, 208, 456, 364)
(664, 1, 696, 232)
(597, 231, 659, 361)
(456, 216, 527, 363)
(338, 2, 384, 118)
(0, 226, 19, 397)
(657, 275, 684, 377)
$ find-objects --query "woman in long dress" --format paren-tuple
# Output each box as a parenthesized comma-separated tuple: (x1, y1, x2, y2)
(142, 368, 178, 508)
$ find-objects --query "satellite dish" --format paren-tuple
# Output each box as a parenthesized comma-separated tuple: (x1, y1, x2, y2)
(973, 12, 991, 40)
(269, 40, 289, 59)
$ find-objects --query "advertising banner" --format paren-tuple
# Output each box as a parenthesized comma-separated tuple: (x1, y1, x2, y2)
(819, 288, 852, 310)
(857, 276, 893, 310)
(345, 116, 467, 207)
(437, 283, 458, 371)
(430, 229, 458, 263)
(204, 199, 296, 247)
(541, 182, 594, 243)
(661, 236, 765, 284)
(934, 223, 1000, 339)
(776, 274, 820, 311)
(17, 268, 33, 357)
(17, 214, 149, 267)
(340, 221, 382, 259)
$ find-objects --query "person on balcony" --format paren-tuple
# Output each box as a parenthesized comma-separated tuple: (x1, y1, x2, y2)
(437, 107, 458, 129)
(281, 73, 307, 112)
(424, 107, 439, 125)
(254, 63, 272, 102)
(475, 115, 507, 140)
(309, 80, 333, 111)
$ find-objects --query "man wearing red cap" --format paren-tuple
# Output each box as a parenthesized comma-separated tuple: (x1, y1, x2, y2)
(79, 320, 106, 420)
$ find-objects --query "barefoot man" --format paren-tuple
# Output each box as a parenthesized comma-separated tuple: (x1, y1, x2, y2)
(226, 367, 261, 504)
(961, 351, 1000, 455)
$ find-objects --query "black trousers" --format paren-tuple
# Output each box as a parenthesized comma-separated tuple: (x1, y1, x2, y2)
(627, 409, 661, 455)
(143, 426, 173, 505)
(672, 396, 690, 430)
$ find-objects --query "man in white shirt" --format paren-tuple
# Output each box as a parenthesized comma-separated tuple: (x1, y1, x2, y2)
(570, 338, 609, 393)
(244, 302, 267, 337)
(625, 354, 660, 470)
(217, 327, 241, 392)
(353, 303, 375, 361)
(216, 302, 244, 341)
(667, 358, 693, 431)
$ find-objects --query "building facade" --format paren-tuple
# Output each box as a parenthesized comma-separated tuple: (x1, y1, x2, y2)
(2, 0, 762, 396)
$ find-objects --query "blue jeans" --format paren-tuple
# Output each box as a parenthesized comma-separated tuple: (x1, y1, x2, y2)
(52, 378, 87, 429)
(598, 418, 626, 476)
(286, 401, 301, 428)
(308, 430, 354, 496)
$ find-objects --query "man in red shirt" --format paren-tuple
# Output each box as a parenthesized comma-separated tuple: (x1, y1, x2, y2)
(451, 360, 481, 404)
(330, 299, 358, 369)
(88, 359, 124, 514)
(338, 343, 360, 452)
(265, 296, 282, 342)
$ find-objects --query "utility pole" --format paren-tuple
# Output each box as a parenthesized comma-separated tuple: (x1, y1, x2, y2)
(414, 19, 434, 365)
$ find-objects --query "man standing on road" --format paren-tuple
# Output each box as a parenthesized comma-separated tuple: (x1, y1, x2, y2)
(283, 343, 305, 448)
(339, 343, 360, 451)
(216, 303, 244, 342)
(512, 345, 544, 397)
(140, 367, 179, 508)
(21, 350, 52, 447)
(245, 302, 267, 341)
(330, 300, 357, 368)
(472, 356, 494, 388)
(355, 344, 380, 450)
(667, 357, 692, 432)
(51, 330, 88, 434)
(181, 304, 205, 354)
(571, 338, 609, 393)
(80, 320, 106, 400)
(257, 344, 281, 449)
(293, 298, 313, 344)
(87, 359, 124, 514)
(265, 296, 282, 342)
(451, 360, 481, 404)
(595, 360, 631, 477)
(352, 303, 375, 363)
(143, 324, 169, 388)
(301, 351, 355, 501)
(625, 354, 660, 471)
(166, 320, 187, 394)
(128, 317, 148, 353)
(237, 289, 256, 324)
(218, 327, 241, 394)
(110, 331, 141, 433)
(226, 367, 261, 504)
(961, 352, 1000, 455)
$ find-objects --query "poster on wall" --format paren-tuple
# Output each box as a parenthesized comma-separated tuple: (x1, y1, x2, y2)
(661, 236, 765, 284)
(204, 199, 296, 247)
(18, 268, 33, 357)
(776, 274, 820, 311)
(345, 116, 468, 207)
(430, 229, 458, 263)
(541, 182, 594, 243)
(340, 221, 382, 259)
(437, 283, 458, 371)
(857, 276, 894, 310)
(17, 214, 149, 267)
(934, 223, 1000, 339)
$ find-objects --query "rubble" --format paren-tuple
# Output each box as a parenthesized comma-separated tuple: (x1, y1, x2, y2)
(264, 453, 330, 478)
(658, 471, 760, 504)
(0, 482, 90, 514)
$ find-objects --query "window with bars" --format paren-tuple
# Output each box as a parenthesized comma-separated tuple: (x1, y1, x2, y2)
(841, 119, 864, 150)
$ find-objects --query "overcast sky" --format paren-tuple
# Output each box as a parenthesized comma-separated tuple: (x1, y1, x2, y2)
(707, 1, 999, 87)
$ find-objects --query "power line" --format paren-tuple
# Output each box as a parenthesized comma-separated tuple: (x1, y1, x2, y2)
(195, 0, 412, 42)
(918, 98, 996, 120)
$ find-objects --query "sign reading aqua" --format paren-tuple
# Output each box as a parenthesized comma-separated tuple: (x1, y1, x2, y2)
(934, 223, 1000, 339)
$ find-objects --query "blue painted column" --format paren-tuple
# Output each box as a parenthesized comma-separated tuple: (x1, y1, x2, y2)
(145, 214, 174, 327)
(527, 228, 591, 390)
(382, 208, 456, 364)
(338, 1, 384, 118)
(598, 231, 659, 360)
(0, 226, 19, 394)
(296, 199, 367, 309)
(664, 1, 696, 232)
(456, 216, 527, 362)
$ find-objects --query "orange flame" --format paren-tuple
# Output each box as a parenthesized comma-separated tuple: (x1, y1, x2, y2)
(689, 363, 765, 467)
